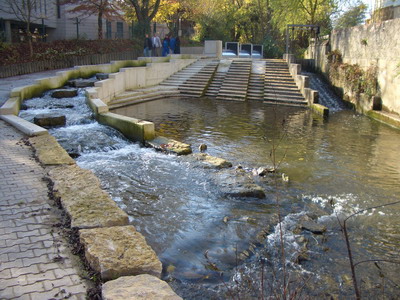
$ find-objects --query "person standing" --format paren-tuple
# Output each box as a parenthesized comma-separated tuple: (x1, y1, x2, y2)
(162, 35, 170, 57)
(174, 36, 181, 54)
(169, 35, 176, 54)
(152, 33, 162, 57)
(143, 33, 152, 57)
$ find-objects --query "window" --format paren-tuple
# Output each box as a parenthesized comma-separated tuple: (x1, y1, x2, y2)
(106, 21, 112, 39)
(116, 22, 123, 38)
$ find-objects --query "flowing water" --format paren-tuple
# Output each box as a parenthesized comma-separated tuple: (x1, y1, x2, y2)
(20, 80, 400, 299)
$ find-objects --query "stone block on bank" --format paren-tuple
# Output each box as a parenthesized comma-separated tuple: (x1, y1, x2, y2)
(29, 135, 75, 165)
(192, 153, 232, 169)
(34, 113, 66, 127)
(68, 79, 96, 88)
(102, 275, 182, 300)
(79, 226, 162, 281)
(49, 165, 129, 229)
(146, 136, 192, 155)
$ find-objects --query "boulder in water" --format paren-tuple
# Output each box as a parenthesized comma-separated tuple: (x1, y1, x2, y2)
(34, 113, 66, 127)
(300, 220, 326, 234)
(192, 153, 232, 169)
(212, 169, 266, 198)
(51, 89, 78, 98)
(67, 79, 96, 88)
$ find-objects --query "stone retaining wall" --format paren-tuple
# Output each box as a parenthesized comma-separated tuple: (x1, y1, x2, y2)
(305, 18, 400, 115)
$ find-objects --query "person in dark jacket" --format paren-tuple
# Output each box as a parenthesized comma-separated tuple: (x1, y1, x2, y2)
(162, 35, 170, 57)
(143, 34, 152, 57)
(174, 36, 181, 54)
(169, 36, 176, 54)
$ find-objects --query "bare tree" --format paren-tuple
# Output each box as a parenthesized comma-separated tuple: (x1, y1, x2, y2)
(61, 0, 121, 39)
(0, 0, 44, 56)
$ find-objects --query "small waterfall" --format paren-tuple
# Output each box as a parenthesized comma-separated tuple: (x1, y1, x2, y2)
(303, 72, 347, 112)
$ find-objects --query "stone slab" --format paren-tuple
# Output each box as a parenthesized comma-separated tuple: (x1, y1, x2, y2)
(29, 134, 75, 165)
(79, 226, 162, 281)
(192, 153, 232, 169)
(49, 165, 129, 229)
(51, 89, 78, 99)
(146, 136, 192, 155)
(0, 114, 48, 136)
(102, 275, 182, 300)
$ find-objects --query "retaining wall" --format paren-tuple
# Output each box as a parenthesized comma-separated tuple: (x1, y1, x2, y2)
(305, 18, 400, 115)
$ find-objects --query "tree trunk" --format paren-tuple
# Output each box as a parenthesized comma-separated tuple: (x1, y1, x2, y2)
(26, 22, 33, 57)
(98, 10, 103, 39)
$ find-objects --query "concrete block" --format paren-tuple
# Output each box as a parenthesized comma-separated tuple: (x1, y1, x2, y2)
(0, 97, 20, 115)
(205, 40, 223, 58)
(98, 112, 155, 143)
(88, 98, 109, 115)
(311, 103, 329, 117)
(0, 115, 48, 136)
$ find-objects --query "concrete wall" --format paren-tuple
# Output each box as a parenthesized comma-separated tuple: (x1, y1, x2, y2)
(306, 18, 400, 115)
(86, 58, 196, 104)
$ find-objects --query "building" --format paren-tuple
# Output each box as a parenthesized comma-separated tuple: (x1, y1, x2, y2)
(373, 0, 400, 21)
(0, 0, 131, 43)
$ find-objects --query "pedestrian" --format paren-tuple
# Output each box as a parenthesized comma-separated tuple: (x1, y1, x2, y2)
(143, 33, 152, 57)
(169, 35, 176, 54)
(174, 36, 181, 54)
(162, 35, 170, 57)
(152, 33, 162, 57)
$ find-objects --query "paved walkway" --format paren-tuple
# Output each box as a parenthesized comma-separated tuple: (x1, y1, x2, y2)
(0, 119, 88, 297)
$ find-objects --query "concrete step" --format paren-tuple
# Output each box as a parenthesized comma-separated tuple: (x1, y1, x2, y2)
(264, 95, 306, 104)
(263, 100, 308, 108)
(264, 92, 304, 101)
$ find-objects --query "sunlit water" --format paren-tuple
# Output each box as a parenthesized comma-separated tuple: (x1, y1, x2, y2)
(20, 84, 400, 299)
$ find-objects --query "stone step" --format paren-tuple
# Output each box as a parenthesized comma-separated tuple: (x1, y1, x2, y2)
(263, 100, 308, 108)
(265, 81, 297, 87)
(264, 88, 302, 97)
(217, 95, 246, 101)
(264, 95, 306, 104)
(264, 92, 304, 101)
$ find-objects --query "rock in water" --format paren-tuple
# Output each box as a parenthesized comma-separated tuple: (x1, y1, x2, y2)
(34, 113, 66, 127)
(192, 153, 232, 169)
(300, 220, 327, 234)
(199, 143, 207, 152)
(212, 169, 266, 198)
(51, 89, 78, 98)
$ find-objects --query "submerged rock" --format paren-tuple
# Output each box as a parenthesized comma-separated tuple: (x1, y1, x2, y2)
(51, 89, 78, 98)
(212, 169, 265, 198)
(34, 113, 66, 127)
(102, 274, 182, 300)
(192, 153, 232, 169)
(300, 220, 327, 234)
(253, 166, 276, 176)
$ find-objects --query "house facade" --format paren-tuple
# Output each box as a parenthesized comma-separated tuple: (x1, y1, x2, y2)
(0, 0, 131, 43)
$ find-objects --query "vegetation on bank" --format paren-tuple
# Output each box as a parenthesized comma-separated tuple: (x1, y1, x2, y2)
(0, 39, 140, 66)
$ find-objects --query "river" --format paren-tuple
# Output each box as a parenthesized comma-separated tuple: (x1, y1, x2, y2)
(20, 86, 400, 299)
